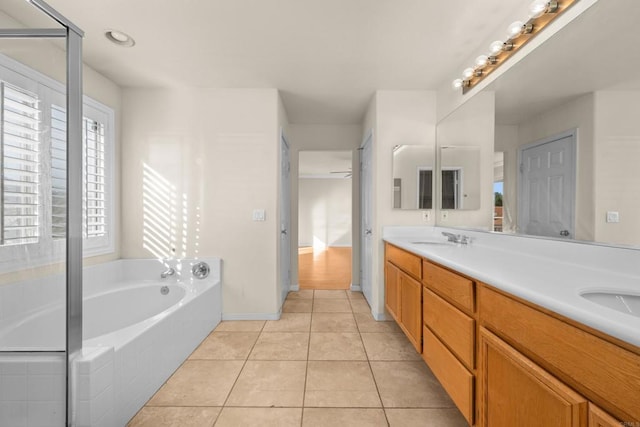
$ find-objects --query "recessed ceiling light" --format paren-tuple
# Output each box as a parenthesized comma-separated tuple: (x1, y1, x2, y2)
(104, 29, 135, 47)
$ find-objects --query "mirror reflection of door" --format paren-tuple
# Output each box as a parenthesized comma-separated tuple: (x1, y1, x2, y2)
(518, 131, 576, 239)
(298, 150, 353, 290)
(441, 168, 462, 209)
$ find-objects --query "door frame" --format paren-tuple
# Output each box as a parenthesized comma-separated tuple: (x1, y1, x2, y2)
(517, 128, 577, 237)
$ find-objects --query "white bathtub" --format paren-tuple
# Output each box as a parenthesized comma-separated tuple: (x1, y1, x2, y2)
(0, 258, 222, 427)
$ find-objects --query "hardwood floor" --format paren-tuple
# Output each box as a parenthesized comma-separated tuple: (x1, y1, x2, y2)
(298, 247, 352, 290)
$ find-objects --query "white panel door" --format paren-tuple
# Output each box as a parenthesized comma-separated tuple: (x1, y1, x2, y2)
(519, 131, 575, 239)
(360, 133, 373, 304)
(280, 131, 291, 305)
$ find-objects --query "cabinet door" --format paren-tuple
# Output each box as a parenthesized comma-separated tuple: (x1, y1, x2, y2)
(588, 404, 620, 427)
(479, 327, 587, 427)
(385, 261, 401, 322)
(400, 271, 422, 352)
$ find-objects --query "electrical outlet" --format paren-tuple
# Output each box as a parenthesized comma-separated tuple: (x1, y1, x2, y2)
(422, 211, 431, 222)
(252, 209, 266, 221)
(441, 210, 449, 221)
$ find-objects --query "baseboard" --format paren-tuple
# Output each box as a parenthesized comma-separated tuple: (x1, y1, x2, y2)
(371, 311, 389, 321)
(349, 283, 361, 292)
(222, 311, 281, 321)
(290, 284, 300, 292)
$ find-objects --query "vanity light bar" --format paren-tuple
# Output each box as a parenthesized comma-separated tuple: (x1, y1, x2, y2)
(454, 0, 579, 94)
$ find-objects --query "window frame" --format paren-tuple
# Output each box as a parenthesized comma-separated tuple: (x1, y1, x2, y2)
(0, 54, 115, 274)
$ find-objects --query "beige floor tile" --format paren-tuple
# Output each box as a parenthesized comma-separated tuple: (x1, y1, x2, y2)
(312, 299, 352, 313)
(313, 290, 348, 299)
(361, 332, 421, 360)
(347, 291, 365, 300)
(286, 290, 314, 300)
(226, 361, 307, 407)
(215, 321, 265, 332)
(127, 406, 221, 427)
(310, 312, 357, 332)
(349, 298, 372, 313)
(308, 332, 367, 360)
(385, 408, 468, 427)
(263, 313, 311, 332)
(147, 361, 243, 406)
(189, 331, 259, 360)
(354, 313, 401, 333)
(214, 407, 302, 427)
(371, 361, 455, 408)
(283, 299, 313, 313)
(249, 332, 309, 360)
(302, 408, 387, 427)
(305, 361, 381, 408)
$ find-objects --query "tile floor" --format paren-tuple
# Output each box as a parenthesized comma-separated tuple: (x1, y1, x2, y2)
(128, 290, 468, 427)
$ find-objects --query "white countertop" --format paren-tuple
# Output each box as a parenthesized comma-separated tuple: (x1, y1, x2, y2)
(383, 226, 640, 348)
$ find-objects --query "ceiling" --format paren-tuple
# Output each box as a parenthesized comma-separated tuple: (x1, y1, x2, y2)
(2, 0, 525, 124)
(299, 151, 352, 178)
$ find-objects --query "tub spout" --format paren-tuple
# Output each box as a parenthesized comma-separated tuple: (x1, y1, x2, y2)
(161, 267, 175, 279)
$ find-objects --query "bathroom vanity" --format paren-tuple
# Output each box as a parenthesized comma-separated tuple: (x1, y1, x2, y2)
(383, 227, 640, 427)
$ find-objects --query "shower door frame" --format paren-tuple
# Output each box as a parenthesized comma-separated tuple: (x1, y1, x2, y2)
(0, 1, 84, 425)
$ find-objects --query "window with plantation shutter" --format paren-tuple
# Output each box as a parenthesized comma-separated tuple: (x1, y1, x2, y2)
(1, 82, 40, 246)
(0, 53, 114, 272)
(83, 117, 106, 238)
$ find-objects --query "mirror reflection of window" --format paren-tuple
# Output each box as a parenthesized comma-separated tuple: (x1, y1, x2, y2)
(418, 169, 432, 209)
(441, 168, 461, 209)
(393, 178, 401, 209)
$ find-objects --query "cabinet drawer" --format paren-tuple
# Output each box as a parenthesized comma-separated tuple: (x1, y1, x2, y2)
(423, 287, 475, 369)
(423, 326, 474, 425)
(423, 260, 474, 314)
(479, 285, 640, 422)
(386, 244, 421, 280)
(589, 404, 620, 427)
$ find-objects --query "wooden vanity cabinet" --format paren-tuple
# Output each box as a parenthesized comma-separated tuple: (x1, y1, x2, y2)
(384, 243, 422, 352)
(478, 327, 588, 427)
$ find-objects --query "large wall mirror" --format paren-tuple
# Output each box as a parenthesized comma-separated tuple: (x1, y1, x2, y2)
(392, 145, 435, 210)
(437, 0, 640, 249)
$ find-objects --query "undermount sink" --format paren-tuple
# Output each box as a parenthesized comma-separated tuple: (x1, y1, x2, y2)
(580, 291, 640, 318)
(410, 241, 450, 245)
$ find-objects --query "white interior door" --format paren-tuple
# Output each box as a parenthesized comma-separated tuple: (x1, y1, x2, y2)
(518, 131, 576, 238)
(360, 132, 373, 304)
(280, 131, 291, 304)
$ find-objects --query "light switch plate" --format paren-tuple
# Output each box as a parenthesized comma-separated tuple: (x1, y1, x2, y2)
(606, 211, 619, 223)
(252, 209, 266, 221)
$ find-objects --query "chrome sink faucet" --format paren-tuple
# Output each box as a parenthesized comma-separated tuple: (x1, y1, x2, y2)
(442, 231, 471, 245)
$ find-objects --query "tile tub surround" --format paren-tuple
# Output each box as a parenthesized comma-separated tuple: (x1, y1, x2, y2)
(383, 226, 640, 348)
(128, 290, 468, 427)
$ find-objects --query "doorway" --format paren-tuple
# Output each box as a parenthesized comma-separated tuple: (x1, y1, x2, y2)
(298, 151, 352, 289)
(518, 130, 576, 239)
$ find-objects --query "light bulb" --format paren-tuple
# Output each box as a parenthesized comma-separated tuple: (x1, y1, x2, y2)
(452, 79, 463, 89)
(475, 55, 489, 67)
(462, 68, 474, 79)
(490, 40, 504, 54)
(508, 20, 524, 37)
(528, 0, 548, 18)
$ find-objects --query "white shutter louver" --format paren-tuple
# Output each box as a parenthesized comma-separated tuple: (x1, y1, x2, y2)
(1, 82, 40, 246)
(51, 105, 66, 240)
(83, 117, 106, 238)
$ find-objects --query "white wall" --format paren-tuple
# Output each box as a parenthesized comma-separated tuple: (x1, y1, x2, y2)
(436, 91, 495, 229)
(288, 124, 361, 290)
(298, 178, 352, 248)
(121, 88, 282, 318)
(511, 93, 595, 241)
(363, 90, 437, 318)
(593, 91, 640, 246)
